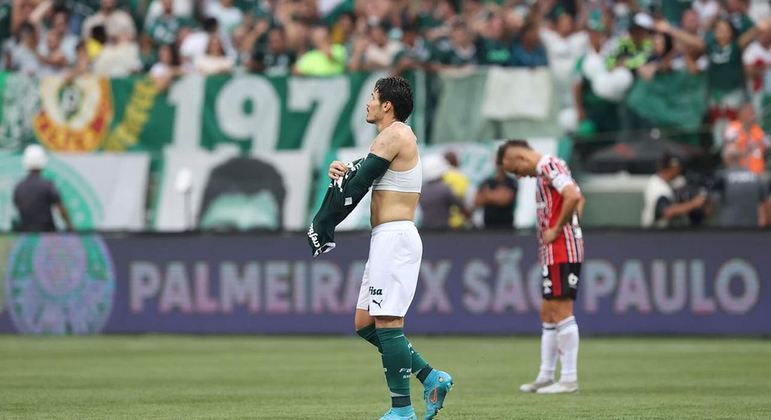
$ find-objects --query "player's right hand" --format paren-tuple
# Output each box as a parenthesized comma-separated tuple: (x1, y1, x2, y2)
(328, 161, 348, 180)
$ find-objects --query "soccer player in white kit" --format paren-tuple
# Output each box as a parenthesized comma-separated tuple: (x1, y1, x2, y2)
(328, 77, 453, 419)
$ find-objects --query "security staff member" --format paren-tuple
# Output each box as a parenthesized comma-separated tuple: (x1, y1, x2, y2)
(13, 145, 73, 232)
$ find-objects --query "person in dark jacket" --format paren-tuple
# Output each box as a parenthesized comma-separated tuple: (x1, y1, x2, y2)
(13, 145, 73, 232)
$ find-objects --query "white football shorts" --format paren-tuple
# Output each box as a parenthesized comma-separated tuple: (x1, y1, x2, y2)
(356, 221, 422, 317)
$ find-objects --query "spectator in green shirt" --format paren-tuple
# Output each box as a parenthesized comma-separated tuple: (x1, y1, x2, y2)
(294, 24, 346, 76)
(705, 19, 747, 100)
(477, 13, 511, 66)
(702, 18, 761, 146)
(430, 21, 479, 69)
(415, 0, 456, 42)
(146, 0, 192, 46)
(392, 23, 431, 75)
(250, 25, 296, 76)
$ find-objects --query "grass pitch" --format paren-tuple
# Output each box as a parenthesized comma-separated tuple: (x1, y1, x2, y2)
(0, 336, 769, 419)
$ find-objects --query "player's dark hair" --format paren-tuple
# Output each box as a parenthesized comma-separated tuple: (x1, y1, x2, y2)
(497, 139, 531, 165)
(374, 76, 413, 122)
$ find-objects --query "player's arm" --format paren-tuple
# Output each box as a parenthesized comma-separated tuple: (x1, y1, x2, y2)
(543, 183, 583, 243)
(552, 184, 583, 232)
(328, 130, 397, 190)
(369, 129, 401, 162)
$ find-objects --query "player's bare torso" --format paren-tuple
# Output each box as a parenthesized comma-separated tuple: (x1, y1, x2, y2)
(370, 123, 420, 227)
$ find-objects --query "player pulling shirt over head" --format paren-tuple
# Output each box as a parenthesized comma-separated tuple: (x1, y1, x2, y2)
(327, 77, 453, 420)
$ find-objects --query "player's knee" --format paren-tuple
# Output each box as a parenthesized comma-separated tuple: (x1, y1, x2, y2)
(354, 319, 369, 331)
(354, 309, 374, 331)
(539, 306, 551, 323)
(540, 302, 556, 323)
(553, 300, 574, 322)
(373, 315, 403, 328)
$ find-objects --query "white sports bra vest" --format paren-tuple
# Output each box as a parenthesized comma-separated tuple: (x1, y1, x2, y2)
(372, 122, 422, 193)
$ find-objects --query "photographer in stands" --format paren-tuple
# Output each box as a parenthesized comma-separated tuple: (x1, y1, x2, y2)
(642, 152, 708, 228)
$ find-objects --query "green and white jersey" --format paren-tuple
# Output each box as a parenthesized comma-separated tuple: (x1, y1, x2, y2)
(147, 15, 193, 46)
(705, 31, 745, 98)
(477, 37, 511, 66)
(431, 38, 479, 66)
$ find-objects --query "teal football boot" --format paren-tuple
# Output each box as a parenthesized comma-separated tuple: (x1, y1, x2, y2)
(423, 370, 453, 419)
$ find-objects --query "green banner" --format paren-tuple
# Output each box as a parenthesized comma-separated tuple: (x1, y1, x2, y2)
(0, 72, 425, 164)
(626, 71, 708, 134)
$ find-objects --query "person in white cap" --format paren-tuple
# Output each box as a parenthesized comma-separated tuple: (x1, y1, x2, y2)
(13, 145, 73, 232)
(605, 12, 655, 71)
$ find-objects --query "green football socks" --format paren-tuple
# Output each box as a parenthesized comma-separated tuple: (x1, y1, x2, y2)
(357, 324, 433, 383)
(408, 340, 431, 382)
(376, 327, 412, 407)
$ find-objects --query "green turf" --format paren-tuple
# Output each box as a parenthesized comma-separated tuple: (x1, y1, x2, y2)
(0, 336, 770, 419)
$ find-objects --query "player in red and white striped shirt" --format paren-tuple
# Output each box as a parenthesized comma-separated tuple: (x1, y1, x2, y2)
(498, 139, 585, 394)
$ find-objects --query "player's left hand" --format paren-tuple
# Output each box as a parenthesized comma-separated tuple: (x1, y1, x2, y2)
(543, 227, 560, 245)
(328, 160, 348, 180)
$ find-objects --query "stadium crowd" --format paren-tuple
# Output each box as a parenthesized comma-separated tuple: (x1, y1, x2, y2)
(1, 1, 768, 95)
(2, 0, 771, 230)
